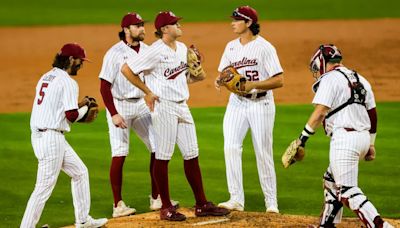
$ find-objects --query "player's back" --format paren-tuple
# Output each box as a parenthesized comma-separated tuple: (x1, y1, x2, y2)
(30, 67, 78, 132)
(317, 66, 375, 132)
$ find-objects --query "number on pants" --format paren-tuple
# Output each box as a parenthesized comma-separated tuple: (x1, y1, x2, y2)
(245, 70, 259, 81)
(37, 83, 49, 105)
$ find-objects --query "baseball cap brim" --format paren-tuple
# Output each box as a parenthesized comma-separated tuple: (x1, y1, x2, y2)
(81, 57, 92, 63)
(230, 15, 245, 20)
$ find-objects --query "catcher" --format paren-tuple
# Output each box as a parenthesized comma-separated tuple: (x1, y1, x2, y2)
(282, 44, 393, 228)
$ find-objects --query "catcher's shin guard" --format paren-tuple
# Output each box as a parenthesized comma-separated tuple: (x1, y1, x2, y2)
(339, 186, 380, 228)
(319, 171, 343, 227)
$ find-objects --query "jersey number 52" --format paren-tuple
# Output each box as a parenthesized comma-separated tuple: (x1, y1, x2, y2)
(37, 83, 49, 105)
(245, 70, 259, 81)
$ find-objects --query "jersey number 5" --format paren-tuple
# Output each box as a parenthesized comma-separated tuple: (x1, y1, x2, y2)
(245, 70, 259, 81)
(37, 83, 49, 105)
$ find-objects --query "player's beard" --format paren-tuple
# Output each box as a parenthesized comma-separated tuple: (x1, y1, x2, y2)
(69, 62, 81, 76)
(131, 33, 145, 42)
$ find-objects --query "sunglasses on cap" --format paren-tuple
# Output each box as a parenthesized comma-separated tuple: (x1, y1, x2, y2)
(232, 10, 252, 21)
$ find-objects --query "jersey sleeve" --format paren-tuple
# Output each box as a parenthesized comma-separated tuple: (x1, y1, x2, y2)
(312, 76, 335, 108)
(126, 44, 159, 75)
(218, 44, 231, 72)
(62, 78, 79, 111)
(98, 49, 119, 83)
(263, 46, 283, 76)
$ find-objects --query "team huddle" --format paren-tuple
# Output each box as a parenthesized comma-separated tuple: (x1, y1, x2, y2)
(21, 5, 394, 228)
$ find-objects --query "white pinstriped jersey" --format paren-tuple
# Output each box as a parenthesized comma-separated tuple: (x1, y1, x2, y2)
(312, 66, 376, 136)
(30, 67, 78, 132)
(126, 39, 189, 102)
(218, 36, 283, 98)
(99, 41, 148, 99)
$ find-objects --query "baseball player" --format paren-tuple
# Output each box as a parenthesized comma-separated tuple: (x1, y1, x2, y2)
(120, 11, 230, 221)
(21, 43, 107, 228)
(99, 12, 178, 218)
(215, 6, 283, 213)
(293, 44, 393, 228)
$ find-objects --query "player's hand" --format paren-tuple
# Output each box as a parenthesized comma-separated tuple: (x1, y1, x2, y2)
(365, 145, 376, 161)
(145, 92, 159, 112)
(244, 81, 256, 93)
(112, 114, 127, 129)
(214, 76, 221, 91)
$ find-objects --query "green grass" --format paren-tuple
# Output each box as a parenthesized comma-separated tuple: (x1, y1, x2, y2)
(0, 0, 399, 26)
(1, 103, 399, 227)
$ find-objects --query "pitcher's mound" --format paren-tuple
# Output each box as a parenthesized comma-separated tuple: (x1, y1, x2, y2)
(63, 207, 399, 227)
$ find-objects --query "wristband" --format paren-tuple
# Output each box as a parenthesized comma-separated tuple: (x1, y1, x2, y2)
(370, 133, 376, 145)
(299, 124, 315, 146)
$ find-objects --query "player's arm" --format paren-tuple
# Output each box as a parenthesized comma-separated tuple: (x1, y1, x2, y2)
(100, 79, 127, 128)
(296, 104, 330, 147)
(244, 73, 283, 92)
(65, 106, 89, 123)
(121, 63, 158, 111)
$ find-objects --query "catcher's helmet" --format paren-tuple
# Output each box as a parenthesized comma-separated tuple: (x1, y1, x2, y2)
(310, 44, 342, 77)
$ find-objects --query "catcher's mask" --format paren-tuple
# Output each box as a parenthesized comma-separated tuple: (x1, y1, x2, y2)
(309, 44, 342, 79)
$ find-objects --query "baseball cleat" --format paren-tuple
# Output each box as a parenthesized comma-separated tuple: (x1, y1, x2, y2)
(195, 202, 231, 217)
(75, 215, 108, 228)
(112, 200, 136, 218)
(160, 205, 186, 221)
(149, 195, 179, 211)
(266, 206, 280, 214)
(218, 200, 244, 211)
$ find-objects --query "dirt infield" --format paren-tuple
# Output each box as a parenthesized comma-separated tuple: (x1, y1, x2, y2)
(0, 19, 399, 113)
(61, 207, 400, 227)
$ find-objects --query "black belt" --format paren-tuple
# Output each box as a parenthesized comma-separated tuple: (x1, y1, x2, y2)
(243, 92, 267, 99)
(344, 128, 356, 132)
(38, 129, 65, 134)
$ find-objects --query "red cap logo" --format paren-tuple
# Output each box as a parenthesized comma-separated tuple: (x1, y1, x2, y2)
(154, 11, 182, 30)
(121, 13, 144, 28)
(59, 43, 90, 62)
(231, 6, 258, 23)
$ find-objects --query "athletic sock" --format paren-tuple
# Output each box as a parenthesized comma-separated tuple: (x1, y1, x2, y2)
(184, 157, 207, 206)
(110, 156, 126, 207)
(150, 152, 159, 199)
(154, 159, 172, 209)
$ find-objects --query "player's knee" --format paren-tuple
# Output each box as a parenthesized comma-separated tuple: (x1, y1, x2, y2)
(224, 144, 242, 155)
(339, 186, 366, 210)
(72, 165, 89, 181)
(323, 170, 336, 190)
(183, 148, 199, 160)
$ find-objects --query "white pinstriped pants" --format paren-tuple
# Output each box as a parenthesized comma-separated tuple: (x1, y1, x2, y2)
(223, 94, 277, 208)
(329, 128, 370, 187)
(151, 99, 199, 160)
(21, 130, 90, 228)
(106, 98, 155, 157)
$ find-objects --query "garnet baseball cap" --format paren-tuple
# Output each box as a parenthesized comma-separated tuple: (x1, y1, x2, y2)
(231, 6, 258, 23)
(59, 43, 90, 62)
(154, 11, 182, 30)
(121, 12, 144, 28)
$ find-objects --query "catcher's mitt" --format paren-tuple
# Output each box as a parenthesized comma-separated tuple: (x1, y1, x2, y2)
(77, 96, 98, 123)
(218, 66, 246, 95)
(282, 139, 305, 168)
(187, 45, 205, 77)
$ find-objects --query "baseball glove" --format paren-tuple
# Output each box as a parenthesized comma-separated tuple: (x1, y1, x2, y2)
(282, 139, 305, 168)
(218, 66, 246, 95)
(187, 45, 205, 77)
(77, 96, 98, 123)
